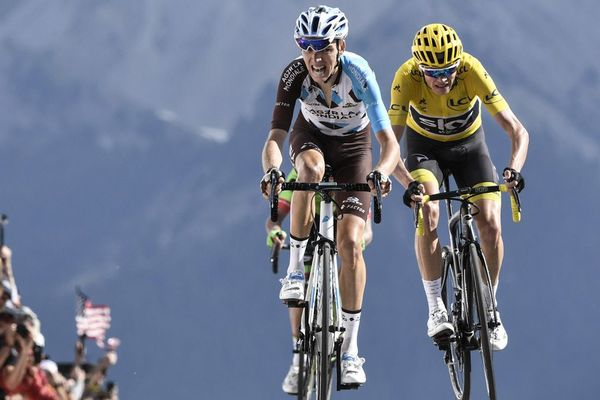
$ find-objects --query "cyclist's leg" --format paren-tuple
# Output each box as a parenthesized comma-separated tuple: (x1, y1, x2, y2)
(451, 128, 502, 293)
(330, 128, 371, 329)
(281, 306, 303, 394)
(472, 197, 503, 287)
(280, 117, 325, 301)
(337, 214, 367, 311)
(452, 128, 507, 351)
(405, 129, 452, 338)
(329, 126, 371, 385)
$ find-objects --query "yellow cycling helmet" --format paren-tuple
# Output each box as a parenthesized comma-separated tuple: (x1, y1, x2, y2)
(412, 23, 463, 68)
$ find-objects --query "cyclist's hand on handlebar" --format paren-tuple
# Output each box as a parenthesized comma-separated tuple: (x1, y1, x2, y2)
(267, 228, 287, 248)
(402, 180, 424, 208)
(503, 167, 525, 193)
(260, 167, 285, 199)
(366, 170, 392, 196)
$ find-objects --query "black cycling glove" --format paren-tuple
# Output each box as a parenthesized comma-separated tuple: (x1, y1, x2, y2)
(503, 167, 525, 193)
(403, 181, 421, 208)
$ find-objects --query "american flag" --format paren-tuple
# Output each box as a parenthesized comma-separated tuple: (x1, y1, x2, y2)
(75, 287, 111, 348)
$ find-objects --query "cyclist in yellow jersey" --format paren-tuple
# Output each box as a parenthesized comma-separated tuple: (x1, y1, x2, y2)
(388, 24, 529, 351)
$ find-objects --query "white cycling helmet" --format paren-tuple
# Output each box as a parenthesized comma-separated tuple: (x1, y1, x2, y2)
(294, 5, 348, 41)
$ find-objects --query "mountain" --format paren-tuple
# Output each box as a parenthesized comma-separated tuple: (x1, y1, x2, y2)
(0, 1, 598, 399)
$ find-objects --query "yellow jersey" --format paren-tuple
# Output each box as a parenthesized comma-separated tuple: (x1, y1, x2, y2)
(388, 52, 508, 141)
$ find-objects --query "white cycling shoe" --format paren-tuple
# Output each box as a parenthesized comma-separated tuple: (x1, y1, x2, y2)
(281, 364, 299, 394)
(340, 353, 366, 385)
(279, 271, 305, 302)
(488, 309, 508, 351)
(427, 307, 455, 338)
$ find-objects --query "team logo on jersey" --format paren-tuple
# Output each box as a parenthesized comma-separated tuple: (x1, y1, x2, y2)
(483, 89, 502, 104)
(409, 99, 480, 136)
(341, 196, 365, 214)
(343, 196, 363, 206)
(447, 96, 472, 111)
(281, 61, 306, 92)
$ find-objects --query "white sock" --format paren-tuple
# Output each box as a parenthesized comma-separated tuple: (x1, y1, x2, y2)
(341, 309, 361, 356)
(422, 278, 445, 314)
(287, 236, 308, 275)
(484, 283, 499, 311)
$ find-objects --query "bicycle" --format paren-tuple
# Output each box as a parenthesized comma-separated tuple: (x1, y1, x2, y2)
(268, 169, 383, 399)
(415, 175, 521, 400)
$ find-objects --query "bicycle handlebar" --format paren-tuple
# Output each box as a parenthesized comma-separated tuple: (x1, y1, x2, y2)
(415, 184, 522, 236)
(271, 180, 383, 224)
(269, 170, 280, 222)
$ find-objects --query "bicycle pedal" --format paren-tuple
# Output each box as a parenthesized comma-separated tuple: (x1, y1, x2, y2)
(433, 333, 454, 349)
(284, 299, 306, 308)
(339, 383, 362, 390)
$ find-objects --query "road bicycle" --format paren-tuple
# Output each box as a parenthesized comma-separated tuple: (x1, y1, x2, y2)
(415, 175, 521, 400)
(268, 169, 382, 399)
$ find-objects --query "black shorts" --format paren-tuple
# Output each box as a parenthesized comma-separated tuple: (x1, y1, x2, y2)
(289, 113, 372, 221)
(405, 126, 498, 188)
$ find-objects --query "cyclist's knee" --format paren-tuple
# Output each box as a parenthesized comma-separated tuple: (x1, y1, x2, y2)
(296, 152, 325, 182)
(338, 235, 363, 267)
(478, 217, 502, 244)
(422, 202, 440, 230)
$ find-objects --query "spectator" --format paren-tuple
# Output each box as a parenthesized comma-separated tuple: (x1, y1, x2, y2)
(0, 322, 59, 400)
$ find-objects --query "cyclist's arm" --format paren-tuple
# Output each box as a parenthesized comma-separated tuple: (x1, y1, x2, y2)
(263, 60, 305, 173)
(391, 124, 410, 184)
(493, 108, 529, 173)
(388, 63, 413, 187)
(262, 128, 287, 173)
(373, 127, 400, 178)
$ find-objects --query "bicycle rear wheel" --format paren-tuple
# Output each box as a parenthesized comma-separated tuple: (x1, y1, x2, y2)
(469, 244, 496, 399)
(316, 242, 335, 399)
(441, 246, 472, 399)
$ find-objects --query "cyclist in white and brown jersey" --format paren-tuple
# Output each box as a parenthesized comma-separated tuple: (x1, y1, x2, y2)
(260, 5, 412, 388)
(389, 23, 529, 351)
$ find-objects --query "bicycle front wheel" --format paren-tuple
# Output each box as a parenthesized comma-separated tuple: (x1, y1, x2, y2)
(441, 246, 472, 399)
(469, 244, 496, 399)
(298, 319, 316, 399)
(318, 242, 336, 399)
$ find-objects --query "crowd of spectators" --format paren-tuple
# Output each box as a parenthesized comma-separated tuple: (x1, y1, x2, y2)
(0, 245, 119, 400)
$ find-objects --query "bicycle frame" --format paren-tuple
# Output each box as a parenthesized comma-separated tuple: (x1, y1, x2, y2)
(270, 176, 383, 400)
(302, 190, 342, 399)
(416, 176, 522, 400)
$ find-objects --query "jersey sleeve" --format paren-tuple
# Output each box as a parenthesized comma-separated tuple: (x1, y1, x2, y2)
(344, 55, 391, 133)
(388, 61, 414, 126)
(466, 56, 509, 116)
(271, 59, 307, 132)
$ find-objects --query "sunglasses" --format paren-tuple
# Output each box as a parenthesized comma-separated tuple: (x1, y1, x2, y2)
(419, 61, 460, 78)
(295, 37, 334, 52)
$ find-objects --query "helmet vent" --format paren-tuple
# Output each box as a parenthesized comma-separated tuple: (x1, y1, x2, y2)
(311, 16, 320, 33)
(426, 51, 434, 64)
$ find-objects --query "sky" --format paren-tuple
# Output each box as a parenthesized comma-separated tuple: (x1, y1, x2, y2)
(0, 1, 599, 399)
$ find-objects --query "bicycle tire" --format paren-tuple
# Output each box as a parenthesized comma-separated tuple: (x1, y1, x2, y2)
(469, 244, 496, 399)
(317, 242, 334, 399)
(441, 246, 472, 400)
(298, 337, 317, 399)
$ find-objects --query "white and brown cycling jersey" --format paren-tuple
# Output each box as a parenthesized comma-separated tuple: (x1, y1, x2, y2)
(270, 52, 391, 221)
(271, 52, 391, 137)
